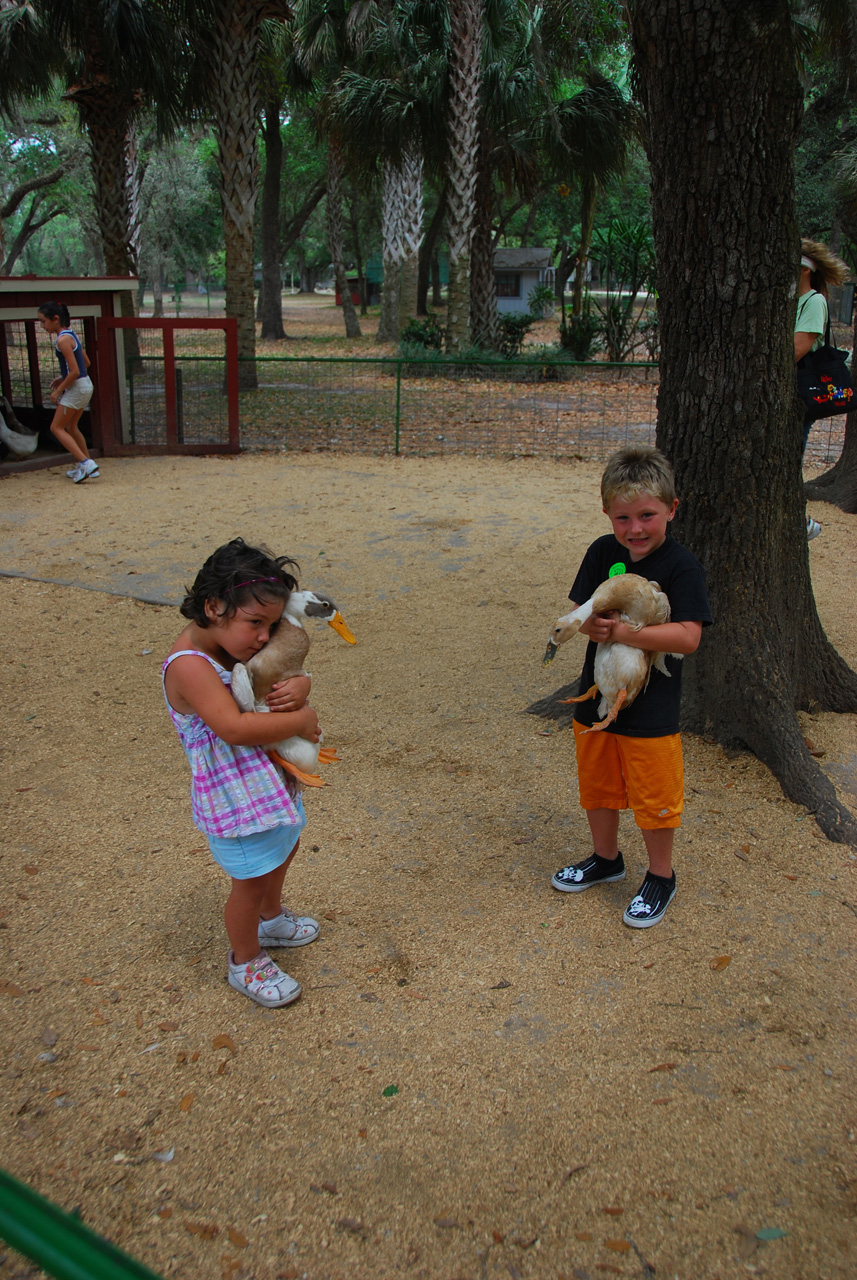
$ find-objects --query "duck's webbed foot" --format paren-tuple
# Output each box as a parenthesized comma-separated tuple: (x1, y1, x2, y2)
(317, 747, 340, 763)
(582, 690, 627, 733)
(560, 683, 599, 705)
(268, 750, 326, 788)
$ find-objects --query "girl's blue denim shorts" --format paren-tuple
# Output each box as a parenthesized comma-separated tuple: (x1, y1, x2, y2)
(207, 798, 306, 880)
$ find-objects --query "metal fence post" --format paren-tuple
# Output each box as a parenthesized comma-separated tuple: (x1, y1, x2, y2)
(394, 359, 402, 455)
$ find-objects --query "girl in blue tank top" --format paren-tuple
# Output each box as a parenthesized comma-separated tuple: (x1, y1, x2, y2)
(37, 300, 99, 483)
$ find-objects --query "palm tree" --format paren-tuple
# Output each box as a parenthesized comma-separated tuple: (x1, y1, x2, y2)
(0, 0, 177, 291)
(467, 5, 545, 351)
(543, 74, 640, 320)
(377, 157, 404, 340)
(325, 136, 362, 336)
(444, 0, 484, 351)
(291, 0, 372, 339)
(202, 0, 292, 385)
(327, 1, 446, 342)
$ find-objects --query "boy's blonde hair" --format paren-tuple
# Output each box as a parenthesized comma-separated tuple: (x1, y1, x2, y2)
(601, 444, 676, 507)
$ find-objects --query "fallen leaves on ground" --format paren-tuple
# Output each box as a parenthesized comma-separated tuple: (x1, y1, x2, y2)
(186, 1221, 220, 1239)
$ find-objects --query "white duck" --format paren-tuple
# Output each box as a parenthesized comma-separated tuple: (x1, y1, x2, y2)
(0, 400, 39, 458)
(543, 573, 681, 732)
(231, 589, 356, 786)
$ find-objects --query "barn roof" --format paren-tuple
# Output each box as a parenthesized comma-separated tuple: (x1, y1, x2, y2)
(493, 248, 552, 271)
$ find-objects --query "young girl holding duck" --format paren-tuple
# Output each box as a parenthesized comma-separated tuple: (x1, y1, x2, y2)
(163, 539, 323, 1008)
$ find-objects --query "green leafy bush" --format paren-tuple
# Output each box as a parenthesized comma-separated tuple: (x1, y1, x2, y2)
(400, 314, 445, 351)
(497, 312, 536, 357)
(591, 217, 656, 361)
(559, 312, 603, 361)
(527, 283, 556, 319)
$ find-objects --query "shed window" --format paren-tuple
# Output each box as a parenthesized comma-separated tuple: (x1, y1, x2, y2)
(495, 272, 521, 298)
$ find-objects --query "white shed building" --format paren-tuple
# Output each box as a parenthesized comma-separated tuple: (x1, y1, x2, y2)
(493, 248, 555, 314)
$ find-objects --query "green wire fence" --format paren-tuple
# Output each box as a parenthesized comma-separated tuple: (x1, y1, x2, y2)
(0, 1168, 163, 1280)
(124, 350, 659, 458)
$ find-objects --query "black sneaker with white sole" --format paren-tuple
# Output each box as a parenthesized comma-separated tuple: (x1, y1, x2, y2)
(622, 871, 676, 928)
(551, 851, 626, 893)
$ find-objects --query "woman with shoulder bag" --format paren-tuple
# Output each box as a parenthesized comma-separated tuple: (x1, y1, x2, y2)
(795, 238, 850, 539)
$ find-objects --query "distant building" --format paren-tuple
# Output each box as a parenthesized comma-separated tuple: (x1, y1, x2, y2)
(493, 248, 555, 314)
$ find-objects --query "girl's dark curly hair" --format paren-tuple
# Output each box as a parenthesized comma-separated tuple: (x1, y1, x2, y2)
(180, 538, 299, 627)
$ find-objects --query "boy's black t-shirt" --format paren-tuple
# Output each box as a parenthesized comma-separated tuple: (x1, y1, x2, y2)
(568, 533, 713, 737)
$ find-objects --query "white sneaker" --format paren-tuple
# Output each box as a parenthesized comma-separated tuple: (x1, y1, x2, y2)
(73, 458, 99, 483)
(807, 517, 821, 541)
(227, 950, 301, 1007)
(258, 906, 320, 948)
(67, 462, 84, 480)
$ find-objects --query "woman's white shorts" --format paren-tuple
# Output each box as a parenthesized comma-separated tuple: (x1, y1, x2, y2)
(59, 377, 94, 411)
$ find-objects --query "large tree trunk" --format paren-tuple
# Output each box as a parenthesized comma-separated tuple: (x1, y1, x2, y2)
(445, 0, 483, 352)
(803, 305, 857, 511)
(469, 129, 500, 352)
(417, 188, 447, 316)
(377, 160, 403, 343)
(258, 99, 286, 341)
(397, 147, 424, 334)
(629, 0, 857, 844)
(326, 145, 361, 339)
(72, 97, 140, 278)
(571, 173, 597, 318)
(68, 86, 140, 355)
(212, 0, 263, 390)
(347, 183, 367, 315)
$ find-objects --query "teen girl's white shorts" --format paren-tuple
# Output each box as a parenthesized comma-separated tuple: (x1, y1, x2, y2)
(59, 377, 94, 411)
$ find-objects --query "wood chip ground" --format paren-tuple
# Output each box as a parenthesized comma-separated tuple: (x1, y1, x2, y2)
(0, 364, 855, 1279)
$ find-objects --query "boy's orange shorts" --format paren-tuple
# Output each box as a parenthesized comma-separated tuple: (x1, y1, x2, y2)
(573, 721, 683, 829)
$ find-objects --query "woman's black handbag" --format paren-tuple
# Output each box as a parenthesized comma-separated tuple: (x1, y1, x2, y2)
(797, 316, 854, 420)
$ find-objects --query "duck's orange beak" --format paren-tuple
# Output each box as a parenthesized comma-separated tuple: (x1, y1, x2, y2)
(328, 611, 356, 644)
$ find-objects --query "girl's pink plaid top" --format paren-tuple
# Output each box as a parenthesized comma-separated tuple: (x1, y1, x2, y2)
(162, 650, 302, 838)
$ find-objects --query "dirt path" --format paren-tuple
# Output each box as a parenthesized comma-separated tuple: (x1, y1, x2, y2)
(1, 452, 856, 1280)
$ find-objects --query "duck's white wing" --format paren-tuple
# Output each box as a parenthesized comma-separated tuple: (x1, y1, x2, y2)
(231, 663, 259, 713)
(0, 413, 38, 456)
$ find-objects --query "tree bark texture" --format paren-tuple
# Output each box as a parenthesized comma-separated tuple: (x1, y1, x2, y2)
(258, 100, 286, 340)
(347, 184, 367, 315)
(377, 160, 403, 343)
(630, 0, 857, 843)
(571, 174, 596, 317)
(803, 306, 857, 511)
(212, 0, 262, 389)
(469, 130, 501, 351)
(417, 189, 447, 316)
(326, 145, 362, 339)
(397, 148, 424, 335)
(68, 89, 140, 278)
(445, 0, 483, 351)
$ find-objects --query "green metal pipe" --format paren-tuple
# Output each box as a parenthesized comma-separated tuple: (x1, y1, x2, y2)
(394, 359, 402, 455)
(0, 1168, 164, 1280)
